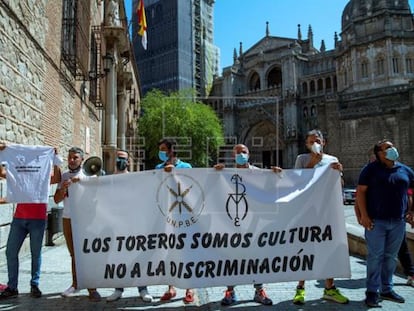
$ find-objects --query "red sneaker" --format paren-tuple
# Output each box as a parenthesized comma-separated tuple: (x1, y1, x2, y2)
(160, 289, 176, 301)
(183, 289, 194, 303)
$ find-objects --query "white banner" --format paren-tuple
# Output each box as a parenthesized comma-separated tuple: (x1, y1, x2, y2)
(69, 166, 350, 289)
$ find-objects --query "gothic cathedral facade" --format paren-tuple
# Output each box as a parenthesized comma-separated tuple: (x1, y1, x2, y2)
(207, 0, 414, 186)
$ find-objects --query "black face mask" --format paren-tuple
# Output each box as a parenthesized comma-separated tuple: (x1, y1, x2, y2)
(116, 157, 128, 171)
(69, 166, 81, 174)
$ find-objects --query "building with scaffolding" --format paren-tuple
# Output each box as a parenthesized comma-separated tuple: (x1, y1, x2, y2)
(132, 0, 219, 98)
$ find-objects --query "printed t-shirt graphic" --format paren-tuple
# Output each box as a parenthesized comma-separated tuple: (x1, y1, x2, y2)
(0, 144, 54, 203)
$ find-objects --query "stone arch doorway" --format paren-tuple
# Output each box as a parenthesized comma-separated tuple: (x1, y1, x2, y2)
(242, 120, 284, 168)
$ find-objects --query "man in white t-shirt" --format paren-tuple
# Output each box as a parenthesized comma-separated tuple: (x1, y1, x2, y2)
(54, 147, 101, 302)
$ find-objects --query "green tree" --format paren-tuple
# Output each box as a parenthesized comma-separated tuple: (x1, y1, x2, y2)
(138, 89, 224, 168)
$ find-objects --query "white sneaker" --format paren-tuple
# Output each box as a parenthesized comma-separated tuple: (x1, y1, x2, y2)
(61, 286, 78, 297)
(407, 276, 414, 287)
(139, 288, 153, 302)
(106, 289, 123, 302)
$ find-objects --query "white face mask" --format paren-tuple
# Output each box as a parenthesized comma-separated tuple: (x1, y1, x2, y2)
(311, 142, 322, 154)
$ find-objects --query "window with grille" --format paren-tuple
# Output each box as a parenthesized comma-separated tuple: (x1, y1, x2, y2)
(89, 31, 102, 108)
(61, 0, 91, 79)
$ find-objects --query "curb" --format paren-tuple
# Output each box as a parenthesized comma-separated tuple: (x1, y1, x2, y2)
(347, 224, 414, 276)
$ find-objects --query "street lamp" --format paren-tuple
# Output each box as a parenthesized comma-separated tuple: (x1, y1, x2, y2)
(87, 53, 113, 81)
(102, 53, 114, 73)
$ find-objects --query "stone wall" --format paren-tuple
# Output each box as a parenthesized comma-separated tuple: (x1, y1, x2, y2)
(327, 87, 414, 187)
(0, 1, 102, 252)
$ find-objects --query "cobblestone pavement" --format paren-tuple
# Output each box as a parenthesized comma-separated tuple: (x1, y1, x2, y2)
(1, 205, 413, 310)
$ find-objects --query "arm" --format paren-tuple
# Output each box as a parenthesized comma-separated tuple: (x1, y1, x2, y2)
(406, 189, 414, 228)
(50, 148, 62, 184)
(1, 161, 7, 203)
(408, 189, 413, 212)
(54, 174, 83, 204)
(0, 143, 6, 179)
(353, 192, 362, 225)
(0, 164, 5, 179)
(0, 144, 7, 201)
(50, 165, 61, 185)
(356, 184, 374, 230)
(54, 179, 71, 204)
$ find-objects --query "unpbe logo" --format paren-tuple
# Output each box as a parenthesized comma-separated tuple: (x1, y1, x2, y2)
(156, 173, 205, 228)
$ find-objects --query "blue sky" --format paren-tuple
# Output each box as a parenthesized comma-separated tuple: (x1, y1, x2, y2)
(125, 0, 414, 71)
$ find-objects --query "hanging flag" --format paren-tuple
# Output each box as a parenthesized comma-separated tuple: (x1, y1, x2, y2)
(137, 0, 147, 50)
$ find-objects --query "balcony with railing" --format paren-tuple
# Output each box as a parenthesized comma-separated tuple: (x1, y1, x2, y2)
(103, 1, 129, 52)
(237, 84, 283, 100)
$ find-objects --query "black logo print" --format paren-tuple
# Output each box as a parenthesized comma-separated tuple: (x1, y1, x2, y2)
(225, 174, 248, 226)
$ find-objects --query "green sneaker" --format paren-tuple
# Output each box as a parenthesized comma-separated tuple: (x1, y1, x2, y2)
(293, 287, 305, 305)
(322, 287, 349, 304)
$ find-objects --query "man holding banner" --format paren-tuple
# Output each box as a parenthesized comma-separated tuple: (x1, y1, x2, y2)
(156, 138, 194, 304)
(54, 147, 101, 302)
(215, 144, 282, 306)
(292, 129, 349, 305)
(106, 149, 153, 303)
(67, 135, 351, 303)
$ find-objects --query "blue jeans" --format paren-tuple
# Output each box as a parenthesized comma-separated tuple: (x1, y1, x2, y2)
(365, 219, 405, 293)
(6, 218, 46, 290)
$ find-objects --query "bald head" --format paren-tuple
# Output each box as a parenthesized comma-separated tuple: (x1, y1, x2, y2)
(233, 144, 250, 167)
(233, 144, 249, 156)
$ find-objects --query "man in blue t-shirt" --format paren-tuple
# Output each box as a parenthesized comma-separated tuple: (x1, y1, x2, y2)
(357, 139, 414, 307)
(155, 138, 194, 304)
(156, 138, 192, 171)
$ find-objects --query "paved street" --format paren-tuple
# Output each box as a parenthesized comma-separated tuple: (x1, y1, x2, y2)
(1, 205, 413, 310)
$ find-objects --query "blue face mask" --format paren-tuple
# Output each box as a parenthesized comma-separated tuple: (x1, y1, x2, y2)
(385, 147, 399, 161)
(235, 153, 249, 165)
(158, 151, 169, 162)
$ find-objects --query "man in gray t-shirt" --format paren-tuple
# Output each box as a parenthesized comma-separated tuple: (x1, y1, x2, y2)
(292, 129, 348, 306)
